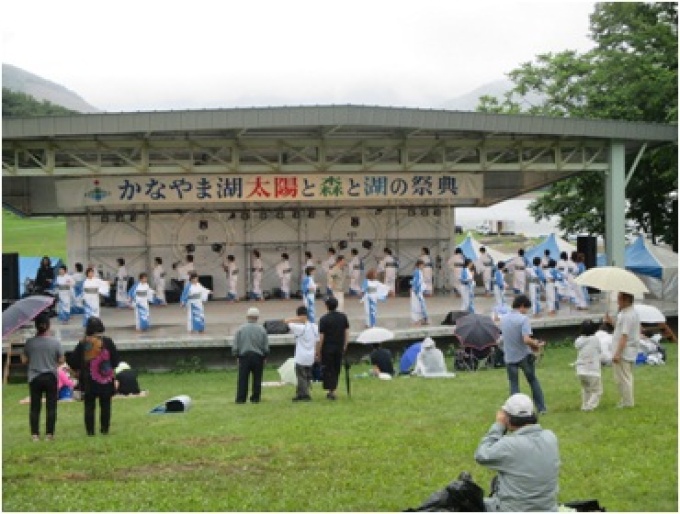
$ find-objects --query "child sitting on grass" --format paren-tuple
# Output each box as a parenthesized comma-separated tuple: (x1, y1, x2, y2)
(574, 320, 602, 411)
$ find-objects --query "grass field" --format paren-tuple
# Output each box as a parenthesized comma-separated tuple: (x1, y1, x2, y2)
(2, 344, 677, 512)
(2, 210, 67, 261)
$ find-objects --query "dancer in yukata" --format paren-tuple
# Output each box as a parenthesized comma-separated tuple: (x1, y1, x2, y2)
(507, 249, 528, 295)
(321, 248, 337, 297)
(250, 249, 264, 301)
(460, 259, 476, 313)
(378, 248, 398, 297)
(301, 265, 318, 323)
(114, 258, 129, 308)
(223, 255, 239, 303)
(410, 260, 429, 326)
(180, 272, 211, 334)
(55, 265, 74, 324)
(544, 259, 564, 316)
(152, 257, 167, 306)
(420, 247, 434, 296)
(70, 262, 85, 315)
(477, 247, 495, 297)
(447, 247, 465, 296)
(360, 269, 389, 328)
(492, 261, 507, 311)
(128, 272, 155, 331)
(348, 248, 363, 297)
(81, 267, 110, 327)
(527, 257, 546, 316)
(276, 253, 292, 300)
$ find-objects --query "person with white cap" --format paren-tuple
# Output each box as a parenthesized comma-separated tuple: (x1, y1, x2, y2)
(474, 393, 560, 512)
(232, 307, 270, 404)
(412, 338, 449, 377)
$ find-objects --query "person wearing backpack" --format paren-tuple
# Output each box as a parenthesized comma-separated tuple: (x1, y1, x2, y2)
(67, 316, 120, 436)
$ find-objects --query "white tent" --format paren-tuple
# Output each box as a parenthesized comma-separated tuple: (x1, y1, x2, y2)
(625, 236, 678, 301)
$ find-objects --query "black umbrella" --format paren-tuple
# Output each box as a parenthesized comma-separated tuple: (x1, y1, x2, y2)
(454, 313, 500, 350)
(343, 358, 352, 398)
(441, 310, 471, 326)
(2, 295, 55, 337)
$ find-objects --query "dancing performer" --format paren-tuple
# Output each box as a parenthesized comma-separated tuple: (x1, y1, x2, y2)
(545, 259, 564, 316)
(321, 248, 337, 296)
(81, 267, 110, 327)
(250, 249, 264, 301)
(276, 253, 292, 300)
(478, 247, 494, 296)
(460, 259, 476, 313)
(152, 257, 167, 305)
(348, 248, 362, 297)
(180, 272, 211, 334)
(527, 257, 546, 316)
(224, 254, 239, 302)
(379, 248, 398, 297)
(410, 260, 429, 326)
(420, 247, 434, 296)
(301, 265, 318, 323)
(508, 248, 528, 295)
(55, 265, 74, 324)
(447, 247, 464, 295)
(128, 272, 155, 331)
(360, 269, 388, 328)
(114, 258, 129, 308)
(493, 261, 507, 310)
(71, 262, 85, 314)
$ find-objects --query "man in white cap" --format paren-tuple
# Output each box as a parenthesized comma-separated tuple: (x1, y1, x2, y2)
(474, 393, 560, 512)
(232, 307, 270, 404)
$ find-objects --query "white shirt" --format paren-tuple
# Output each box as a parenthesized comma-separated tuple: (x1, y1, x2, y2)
(289, 322, 319, 366)
(575, 335, 601, 377)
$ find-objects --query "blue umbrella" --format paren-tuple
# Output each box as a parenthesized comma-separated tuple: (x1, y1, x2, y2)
(399, 342, 422, 374)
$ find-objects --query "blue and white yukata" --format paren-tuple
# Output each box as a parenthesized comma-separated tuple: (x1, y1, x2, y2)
(55, 273, 74, 323)
(460, 267, 475, 313)
(116, 266, 129, 308)
(180, 281, 211, 333)
(152, 264, 167, 305)
(225, 260, 239, 301)
(348, 255, 362, 296)
(361, 279, 388, 328)
(545, 268, 564, 313)
(81, 277, 110, 327)
(301, 275, 318, 323)
(70, 271, 85, 314)
(322, 255, 336, 296)
(410, 268, 428, 324)
(129, 281, 154, 331)
(527, 265, 546, 316)
(276, 259, 292, 299)
(492, 267, 506, 310)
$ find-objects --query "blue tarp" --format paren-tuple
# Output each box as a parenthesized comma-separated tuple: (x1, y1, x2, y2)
(626, 235, 662, 279)
(19, 256, 64, 296)
(524, 233, 576, 264)
(457, 235, 478, 261)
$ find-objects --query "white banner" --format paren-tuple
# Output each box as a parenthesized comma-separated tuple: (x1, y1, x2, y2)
(56, 173, 483, 208)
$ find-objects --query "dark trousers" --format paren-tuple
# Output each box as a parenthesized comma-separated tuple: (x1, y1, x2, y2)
(84, 392, 113, 434)
(295, 363, 313, 398)
(506, 353, 546, 412)
(29, 373, 58, 436)
(236, 352, 265, 403)
(321, 346, 343, 391)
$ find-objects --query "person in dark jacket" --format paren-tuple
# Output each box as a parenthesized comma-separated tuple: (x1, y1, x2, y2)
(114, 362, 142, 396)
(34, 255, 54, 291)
(67, 317, 120, 436)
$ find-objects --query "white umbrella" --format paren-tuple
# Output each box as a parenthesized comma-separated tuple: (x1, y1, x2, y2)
(356, 327, 395, 344)
(634, 304, 666, 323)
(277, 358, 297, 385)
(574, 266, 649, 295)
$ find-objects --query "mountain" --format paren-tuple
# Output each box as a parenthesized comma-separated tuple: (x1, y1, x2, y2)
(440, 79, 544, 111)
(2, 63, 100, 113)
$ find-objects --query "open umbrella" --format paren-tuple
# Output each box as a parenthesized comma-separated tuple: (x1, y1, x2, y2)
(2, 295, 55, 337)
(454, 313, 500, 350)
(277, 358, 297, 385)
(356, 327, 395, 344)
(634, 304, 666, 324)
(399, 342, 422, 374)
(441, 310, 470, 326)
(575, 266, 648, 295)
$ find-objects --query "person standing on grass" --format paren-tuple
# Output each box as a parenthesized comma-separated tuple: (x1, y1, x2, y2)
(67, 316, 120, 436)
(574, 320, 603, 411)
(499, 295, 547, 414)
(474, 393, 560, 512)
(604, 292, 641, 408)
(232, 307, 270, 404)
(317, 297, 349, 400)
(22, 313, 65, 442)
(285, 305, 320, 402)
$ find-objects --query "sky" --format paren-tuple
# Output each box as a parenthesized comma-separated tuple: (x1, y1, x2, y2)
(2, 0, 596, 112)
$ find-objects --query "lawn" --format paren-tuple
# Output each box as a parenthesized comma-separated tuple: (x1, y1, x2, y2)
(2, 210, 67, 261)
(2, 344, 677, 511)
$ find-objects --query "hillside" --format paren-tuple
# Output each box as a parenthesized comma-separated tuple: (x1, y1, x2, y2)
(2, 63, 100, 113)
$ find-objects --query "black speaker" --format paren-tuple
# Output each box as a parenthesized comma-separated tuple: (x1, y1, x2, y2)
(2, 253, 20, 301)
(577, 236, 598, 269)
(198, 275, 213, 291)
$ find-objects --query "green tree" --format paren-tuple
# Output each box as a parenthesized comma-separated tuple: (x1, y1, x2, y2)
(2, 87, 76, 117)
(478, 2, 678, 250)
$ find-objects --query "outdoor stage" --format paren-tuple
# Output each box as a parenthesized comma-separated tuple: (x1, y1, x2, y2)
(4, 292, 678, 372)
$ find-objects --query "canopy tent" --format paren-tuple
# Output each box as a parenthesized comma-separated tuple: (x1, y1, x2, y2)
(456, 233, 513, 265)
(524, 233, 576, 264)
(625, 235, 677, 301)
(19, 256, 64, 296)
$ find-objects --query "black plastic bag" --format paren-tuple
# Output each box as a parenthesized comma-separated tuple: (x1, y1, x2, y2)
(405, 472, 485, 512)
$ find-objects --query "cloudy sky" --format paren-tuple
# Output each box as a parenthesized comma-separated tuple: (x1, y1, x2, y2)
(2, 0, 596, 112)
